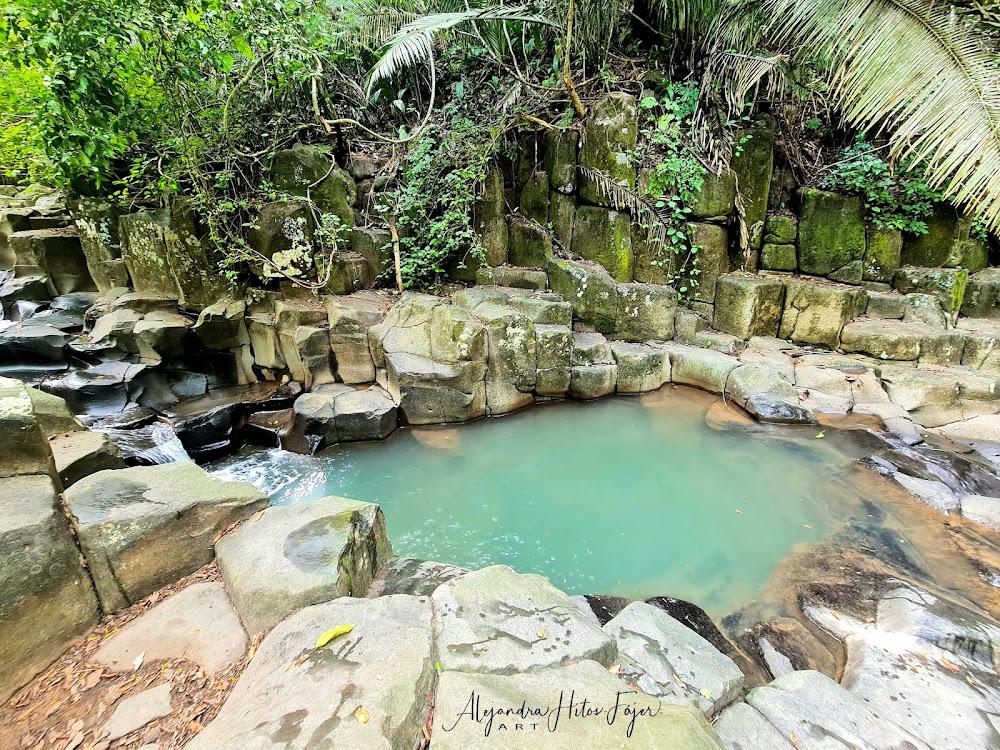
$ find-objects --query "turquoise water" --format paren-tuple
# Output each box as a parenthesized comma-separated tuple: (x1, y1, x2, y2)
(211, 388, 864, 615)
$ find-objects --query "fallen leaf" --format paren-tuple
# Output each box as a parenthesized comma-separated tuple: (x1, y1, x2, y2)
(937, 658, 961, 673)
(815, 432, 825, 439)
(133, 652, 144, 671)
(83, 669, 103, 690)
(790, 730, 800, 748)
(247, 632, 263, 662)
(355, 706, 370, 724)
(316, 624, 354, 649)
(536, 627, 546, 639)
(699, 688, 713, 700)
(803, 524, 812, 529)
(63, 732, 84, 750)
(735, 509, 743, 515)
(608, 664, 620, 674)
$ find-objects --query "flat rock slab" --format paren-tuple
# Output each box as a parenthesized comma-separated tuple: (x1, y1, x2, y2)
(94, 581, 247, 674)
(603, 602, 744, 716)
(105, 683, 172, 741)
(713, 702, 795, 750)
(186, 595, 435, 750)
(216, 495, 392, 634)
(431, 565, 617, 674)
(50, 429, 125, 487)
(747, 670, 930, 750)
(432, 660, 724, 750)
(65, 462, 268, 613)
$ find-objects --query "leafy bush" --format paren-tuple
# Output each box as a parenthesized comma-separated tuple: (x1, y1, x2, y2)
(820, 137, 941, 234)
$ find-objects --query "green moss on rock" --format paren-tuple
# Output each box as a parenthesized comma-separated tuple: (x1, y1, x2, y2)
(863, 227, 902, 283)
(578, 94, 638, 207)
(571, 205, 633, 282)
(797, 188, 866, 277)
(760, 243, 796, 271)
(547, 258, 619, 333)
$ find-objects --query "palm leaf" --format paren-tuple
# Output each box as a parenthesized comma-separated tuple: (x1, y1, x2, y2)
(765, 0, 1000, 230)
(366, 5, 556, 93)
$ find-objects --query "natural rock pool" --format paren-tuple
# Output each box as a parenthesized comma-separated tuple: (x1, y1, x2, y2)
(211, 386, 881, 615)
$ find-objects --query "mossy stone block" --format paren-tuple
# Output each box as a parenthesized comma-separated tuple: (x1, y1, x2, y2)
(690, 169, 736, 221)
(545, 130, 578, 195)
(961, 268, 1000, 317)
(547, 258, 619, 334)
(731, 128, 774, 252)
(550, 191, 575, 249)
(519, 171, 550, 225)
(863, 227, 902, 282)
(268, 144, 355, 231)
(764, 214, 797, 244)
(901, 203, 970, 267)
(474, 163, 508, 267)
(948, 238, 989, 273)
(682, 222, 728, 302)
(714, 274, 786, 339)
(892, 266, 969, 315)
(760, 243, 796, 271)
(508, 219, 553, 269)
(578, 94, 638, 207)
(797, 188, 866, 277)
(571, 205, 633, 282)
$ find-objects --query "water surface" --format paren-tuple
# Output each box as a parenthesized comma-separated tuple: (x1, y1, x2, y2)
(210, 387, 869, 615)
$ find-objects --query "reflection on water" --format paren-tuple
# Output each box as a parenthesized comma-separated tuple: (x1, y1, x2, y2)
(210, 387, 879, 616)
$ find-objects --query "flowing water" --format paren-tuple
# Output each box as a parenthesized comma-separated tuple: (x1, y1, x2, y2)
(210, 387, 885, 616)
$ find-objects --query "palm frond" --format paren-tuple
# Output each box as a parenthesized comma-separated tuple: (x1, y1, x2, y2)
(354, 2, 419, 48)
(765, 0, 1000, 230)
(577, 165, 673, 252)
(366, 5, 556, 93)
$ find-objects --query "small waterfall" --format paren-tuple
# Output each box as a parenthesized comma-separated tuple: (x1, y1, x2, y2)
(98, 422, 192, 465)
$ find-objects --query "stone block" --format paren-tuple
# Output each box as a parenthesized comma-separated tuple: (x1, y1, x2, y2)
(508, 217, 553, 268)
(578, 93, 638, 206)
(615, 282, 677, 341)
(713, 274, 785, 339)
(571, 205, 633, 282)
(797, 188, 866, 278)
(864, 227, 902, 282)
(778, 278, 866, 348)
(548, 258, 619, 333)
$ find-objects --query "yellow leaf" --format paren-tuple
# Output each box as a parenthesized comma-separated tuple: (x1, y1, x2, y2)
(355, 706, 370, 724)
(537, 627, 547, 639)
(735, 509, 743, 515)
(815, 432, 825, 439)
(316, 624, 354, 649)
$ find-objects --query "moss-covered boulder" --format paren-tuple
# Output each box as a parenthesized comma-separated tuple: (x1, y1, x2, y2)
(760, 243, 796, 271)
(714, 274, 785, 339)
(764, 214, 797, 244)
(72, 197, 131, 292)
(578, 93, 638, 206)
(863, 227, 902, 283)
(194, 300, 249, 350)
(797, 189, 866, 279)
(519, 171, 550, 225)
(322, 252, 374, 295)
(962, 268, 1000, 318)
(545, 130, 578, 194)
(615, 282, 677, 341)
(475, 266, 547, 290)
(550, 191, 575, 249)
(268, 144, 355, 231)
(948, 237, 989, 273)
(571, 205, 633, 282)
(892, 266, 969, 317)
(731, 127, 774, 253)
(350, 226, 392, 280)
(116, 211, 177, 295)
(690, 169, 736, 221)
(778, 278, 867, 348)
(901, 203, 971, 267)
(473, 163, 508, 267)
(247, 201, 315, 280)
(684, 222, 729, 302)
(548, 258, 619, 333)
(508, 218, 553, 269)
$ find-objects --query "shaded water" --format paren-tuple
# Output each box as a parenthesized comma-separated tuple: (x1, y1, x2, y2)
(210, 387, 882, 615)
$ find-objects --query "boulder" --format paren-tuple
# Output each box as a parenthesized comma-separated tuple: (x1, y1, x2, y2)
(65, 462, 268, 613)
(726, 363, 813, 424)
(473, 163, 509, 268)
(287, 386, 349, 453)
(713, 703, 795, 750)
(477, 303, 537, 415)
(713, 274, 785, 339)
(550, 190, 576, 248)
(185, 595, 433, 750)
(433, 661, 724, 750)
(797, 189, 866, 280)
(840, 319, 964, 364)
(0, 474, 99, 703)
(475, 265, 547, 290)
(901, 203, 971, 267)
(763, 214, 797, 244)
(506, 293, 572, 326)
(25, 385, 84, 436)
(685, 222, 729, 302)
(283, 325, 335, 388)
(778, 278, 866, 348)
(246, 201, 315, 280)
(0, 275, 51, 314)
(0, 378, 58, 480)
(548, 258, 619, 334)
(665, 344, 741, 395)
(267, 144, 355, 230)
(104, 684, 173, 742)
(604, 602, 744, 717)
(350, 226, 393, 280)
(0, 207, 32, 269)
(508, 217, 553, 269)
(571, 205, 633, 282)
(615, 282, 677, 341)
(570, 363, 618, 399)
(383, 352, 486, 425)
(216, 496, 391, 634)
(334, 386, 397, 442)
(133, 310, 193, 362)
(50, 429, 126, 487)
(432, 565, 617, 673)
(611, 342, 670, 393)
(893, 266, 969, 319)
(578, 93, 638, 206)
(321, 251, 374, 295)
(0, 323, 71, 363)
